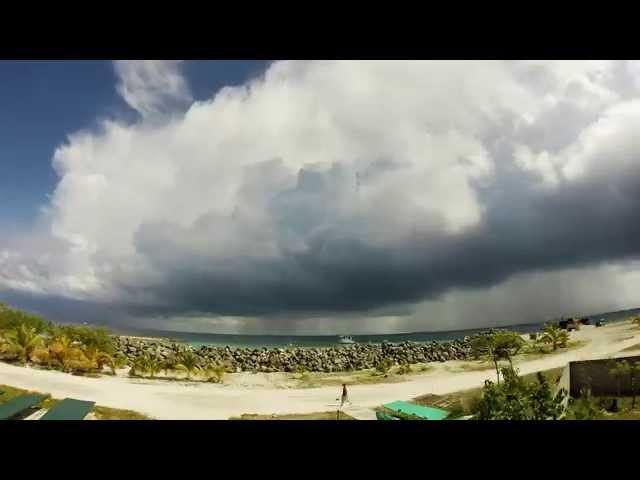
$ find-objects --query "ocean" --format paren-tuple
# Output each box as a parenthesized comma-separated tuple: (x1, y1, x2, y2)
(111, 307, 640, 349)
(113, 322, 545, 348)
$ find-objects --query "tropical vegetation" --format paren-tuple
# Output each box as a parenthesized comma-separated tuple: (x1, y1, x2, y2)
(474, 366, 567, 420)
(469, 331, 525, 383)
(0, 302, 116, 375)
(540, 323, 569, 351)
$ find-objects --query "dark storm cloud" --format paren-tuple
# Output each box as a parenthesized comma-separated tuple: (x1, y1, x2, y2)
(129, 154, 640, 318)
(4, 61, 640, 332)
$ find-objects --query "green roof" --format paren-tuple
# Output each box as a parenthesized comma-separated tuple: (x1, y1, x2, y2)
(376, 410, 400, 420)
(0, 394, 48, 420)
(41, 398, 95, 421)
(383, 401, 450, 420)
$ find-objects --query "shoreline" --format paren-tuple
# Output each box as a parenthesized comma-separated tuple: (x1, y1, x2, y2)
(113, 324, 546, 349)
(113, 312, 637, 349)
(2, 321, 639, 419)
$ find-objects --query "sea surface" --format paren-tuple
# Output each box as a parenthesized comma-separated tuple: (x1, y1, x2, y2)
(111, 307, 640, 349)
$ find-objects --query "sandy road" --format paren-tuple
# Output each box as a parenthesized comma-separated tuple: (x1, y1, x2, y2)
(1, 322, 638, 419)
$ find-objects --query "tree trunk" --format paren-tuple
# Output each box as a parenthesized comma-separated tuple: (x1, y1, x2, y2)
(493, 359, 500, 384)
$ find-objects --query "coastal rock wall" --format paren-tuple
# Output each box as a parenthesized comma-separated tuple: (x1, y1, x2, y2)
(113, 332, 498, 373)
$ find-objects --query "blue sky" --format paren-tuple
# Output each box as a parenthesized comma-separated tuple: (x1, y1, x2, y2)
(0, 60, 269, 227)
(1, 60, 640, 334)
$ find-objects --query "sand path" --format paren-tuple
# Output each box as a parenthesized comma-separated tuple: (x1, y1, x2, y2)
(1, 322, 638, 419)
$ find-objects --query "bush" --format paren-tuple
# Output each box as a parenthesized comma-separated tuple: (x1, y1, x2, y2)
(397, 363, 412, 375)
(0, 303, 49, 333)
(204, 363, 226, 383)
(0, 343, 20, 361)
(53, 324, 115, 354)
(540, 323, 569, 351)
(375, 358, 393, 375)
(567, 397, 601, 420)
(30, 346, 52, 366)
(474, 366, 567, 420)
(470, 331, 525, 382)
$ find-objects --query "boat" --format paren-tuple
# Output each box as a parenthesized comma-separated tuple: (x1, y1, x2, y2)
(338, 335, 355, 345)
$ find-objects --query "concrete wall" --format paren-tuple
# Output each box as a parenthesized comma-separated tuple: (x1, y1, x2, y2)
(569, 355, 640, 397)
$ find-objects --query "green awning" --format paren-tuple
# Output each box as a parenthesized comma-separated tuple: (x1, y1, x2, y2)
(41, 398, 95, 421)
(383, 401, 450, 420)
(0, 394, 48, 420)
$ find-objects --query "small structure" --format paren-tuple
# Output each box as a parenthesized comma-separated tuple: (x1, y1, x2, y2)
(0, 394, 48, 420)
(558, 317, 590, 331)
(569, 355, 640, 397)
(380, 401, 450, 420)
(40, 398, 95, 421)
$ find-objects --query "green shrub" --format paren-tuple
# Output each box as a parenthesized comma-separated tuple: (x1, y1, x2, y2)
(0, 303, 49, 333)
(469, 331, 525, 382)
(540, 323, 569, 351)
(567, 397, 601, 420)
(53, 324, 115, 354)
(474, 366, 567, 420)
(375, 358, 393, 375)
(204, 363, 226, 383)
(396, 363, 412, 375)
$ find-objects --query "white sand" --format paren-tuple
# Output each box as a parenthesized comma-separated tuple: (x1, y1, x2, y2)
(1, 322, 638, 419)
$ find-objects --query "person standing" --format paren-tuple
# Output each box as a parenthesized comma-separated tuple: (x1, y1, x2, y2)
(340, 383, 351, 407)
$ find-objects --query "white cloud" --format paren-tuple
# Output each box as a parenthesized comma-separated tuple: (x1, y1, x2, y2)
(114, 60, 192, 117)
(2, 60, 640, 332)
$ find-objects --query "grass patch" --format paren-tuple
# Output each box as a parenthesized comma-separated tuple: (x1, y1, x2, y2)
(567, 396, 640, 420)
(293, 369, 406, 388)
(232, 411, 356, 420)
(447, 361, 494, 373)
(293, 364, 433, 388)
(412, 366, 564, 418)
(519, 339, 589, 359)
(0, 383, 150, 420)
(93, 405, 151, 420)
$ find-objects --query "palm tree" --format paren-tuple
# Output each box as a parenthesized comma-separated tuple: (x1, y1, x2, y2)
(470, 331, 524, 383)
(5, 324, 44, 363)
(540, 323, 569, 351)
(470, 335, 501, 382)
(175, 351, 202, 380)
(48, 335, 75, 370)
(131, 356, 149, 377)
(130, 354, 162, 378)
(161, 354, 178, 377)
(145, 356, 162, 378)
(112, 352, 129, 371)
(84, 347, 115, 374)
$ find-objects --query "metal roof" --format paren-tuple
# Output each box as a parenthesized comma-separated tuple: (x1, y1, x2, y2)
(383, 400, 450, 420)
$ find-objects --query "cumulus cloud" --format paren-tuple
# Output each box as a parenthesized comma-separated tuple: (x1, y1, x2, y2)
(2, 60, 640, 333)
(113, 60, 192, 117)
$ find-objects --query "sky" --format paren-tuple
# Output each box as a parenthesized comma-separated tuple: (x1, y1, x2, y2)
(1, 60, 640, 335)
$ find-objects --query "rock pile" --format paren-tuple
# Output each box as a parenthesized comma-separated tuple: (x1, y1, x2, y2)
(114, 331, 499, 374)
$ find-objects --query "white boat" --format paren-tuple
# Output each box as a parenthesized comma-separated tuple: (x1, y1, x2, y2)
(338, 335, 355, 345)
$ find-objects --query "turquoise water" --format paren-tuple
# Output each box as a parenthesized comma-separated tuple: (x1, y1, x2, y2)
(112, 307, 639, 349)
(116, 323, 544, 348)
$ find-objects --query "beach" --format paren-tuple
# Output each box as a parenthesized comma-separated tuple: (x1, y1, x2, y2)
(1, 321, 639, 419)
